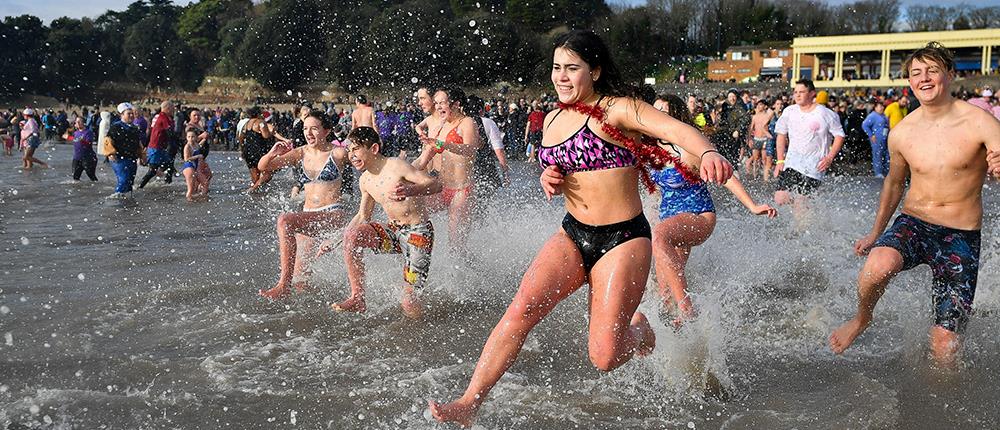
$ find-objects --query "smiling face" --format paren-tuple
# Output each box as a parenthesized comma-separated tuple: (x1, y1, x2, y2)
(908, 58, 951, 105)
(551, 47, 597, 104)
(120, 109, 135, 123)
(74, 117, 85, 130)
(303, 116, 329, 146)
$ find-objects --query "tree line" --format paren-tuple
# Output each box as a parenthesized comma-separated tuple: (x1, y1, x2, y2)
(2, 0, 998, 101)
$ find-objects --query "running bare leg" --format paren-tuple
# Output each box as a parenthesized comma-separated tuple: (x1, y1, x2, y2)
(430, 232, 587, 427)
(652, 214, 715, 323)
(260, 211, 346, 299)
(829, 247, 903, 354)
(334, 223, 382, 312)
(587, 237, 655, 369)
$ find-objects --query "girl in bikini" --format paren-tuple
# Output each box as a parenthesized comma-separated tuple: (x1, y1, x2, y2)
(257, 110, 350, 299)
(430, 30, 733, 427)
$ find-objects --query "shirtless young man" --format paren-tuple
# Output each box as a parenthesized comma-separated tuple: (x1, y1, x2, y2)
(829, 43, 1000, 366)
(351, 95, 377, 133)
(746, 100, 773, 180)
(411, 87, 482, 254)
(333, 127, 442, 318)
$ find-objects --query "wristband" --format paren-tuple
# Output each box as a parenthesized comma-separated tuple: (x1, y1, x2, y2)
(700, 149, 719, 158)
(776, 160, 785, 164)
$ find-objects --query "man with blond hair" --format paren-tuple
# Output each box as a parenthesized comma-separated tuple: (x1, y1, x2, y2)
(829, 43, 1000, 365)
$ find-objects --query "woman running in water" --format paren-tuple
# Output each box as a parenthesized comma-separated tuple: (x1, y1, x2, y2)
(258, 110, 350, 299)
(650, 94, 777, 324)
(430, 30, 733, 426)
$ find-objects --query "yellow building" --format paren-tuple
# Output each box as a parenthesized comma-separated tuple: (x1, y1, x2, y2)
(791, 28, 1000, 88)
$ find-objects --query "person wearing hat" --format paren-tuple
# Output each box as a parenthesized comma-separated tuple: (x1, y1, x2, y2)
(20, 108, 48, 169)
(105, 102, 145, 197)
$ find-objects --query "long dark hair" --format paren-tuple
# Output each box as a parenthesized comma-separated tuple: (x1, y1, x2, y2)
(658, 94, 694, 127)
(552, 30, 635, 100)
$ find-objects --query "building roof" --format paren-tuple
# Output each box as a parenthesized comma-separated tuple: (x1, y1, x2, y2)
(726, 41, 792, 52)
(793, 28, 1000, 53)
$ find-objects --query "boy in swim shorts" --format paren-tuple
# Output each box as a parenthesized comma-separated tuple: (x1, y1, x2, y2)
(333, 127, 442, 318)
(829, 42, 1000, 365)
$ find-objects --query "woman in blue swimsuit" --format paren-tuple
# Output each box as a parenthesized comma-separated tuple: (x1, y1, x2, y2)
(257, 110, 350, 300)
(651, 94, 777, 323)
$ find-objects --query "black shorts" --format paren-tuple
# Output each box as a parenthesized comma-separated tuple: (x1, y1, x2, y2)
(776, 169, 820, 195)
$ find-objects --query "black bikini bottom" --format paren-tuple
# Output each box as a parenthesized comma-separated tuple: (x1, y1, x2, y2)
(562, 212, 651, 271)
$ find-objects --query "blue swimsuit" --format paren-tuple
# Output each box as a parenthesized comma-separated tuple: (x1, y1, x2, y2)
(651, 166, 715, 220)
(182, 148, 201, 171)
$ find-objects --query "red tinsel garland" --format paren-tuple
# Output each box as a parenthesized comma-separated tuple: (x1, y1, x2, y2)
(557, 101, 701, 193)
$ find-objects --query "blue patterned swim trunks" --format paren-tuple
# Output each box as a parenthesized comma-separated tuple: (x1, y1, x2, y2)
(874, 214, 981, 332)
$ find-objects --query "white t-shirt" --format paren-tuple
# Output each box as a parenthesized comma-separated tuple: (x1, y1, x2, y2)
(775, 104, 845, 179)
(481, 117, 503, 150)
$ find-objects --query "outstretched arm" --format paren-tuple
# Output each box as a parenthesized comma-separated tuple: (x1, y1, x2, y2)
(722, 174, 777, 217)
(614, 98, 732, 184)
(257, 142, 300, 172)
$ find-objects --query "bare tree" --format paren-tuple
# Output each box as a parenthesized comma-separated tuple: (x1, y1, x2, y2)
(907, 5, 957, 31)
(969, 6, 1000, 29)
(844, 0, 900, 33)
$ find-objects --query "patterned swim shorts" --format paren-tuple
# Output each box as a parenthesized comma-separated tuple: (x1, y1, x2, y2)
(370, 219, 434, 288)
(874, 214, 981, 332)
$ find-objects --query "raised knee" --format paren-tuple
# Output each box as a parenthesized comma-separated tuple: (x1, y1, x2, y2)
(588, 349, 621, 372)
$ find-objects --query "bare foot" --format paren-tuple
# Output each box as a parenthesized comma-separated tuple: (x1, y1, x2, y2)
(259, 284, 291, 300)
(632, 312, 655, 356)
(401, 292, 423, 319)
(829, 316, 871, 354)
(671, 297, 697, 329)
(291, 281, 310, 292)
(429, 399, 478, 428)
(331, 295, 366, 313)
(186, 193, 195, 202)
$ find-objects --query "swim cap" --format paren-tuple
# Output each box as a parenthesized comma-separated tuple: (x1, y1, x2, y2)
(117, 102, 135, 114)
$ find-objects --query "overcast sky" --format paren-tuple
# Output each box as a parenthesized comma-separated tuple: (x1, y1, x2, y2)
(3, 0, 998, 26)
